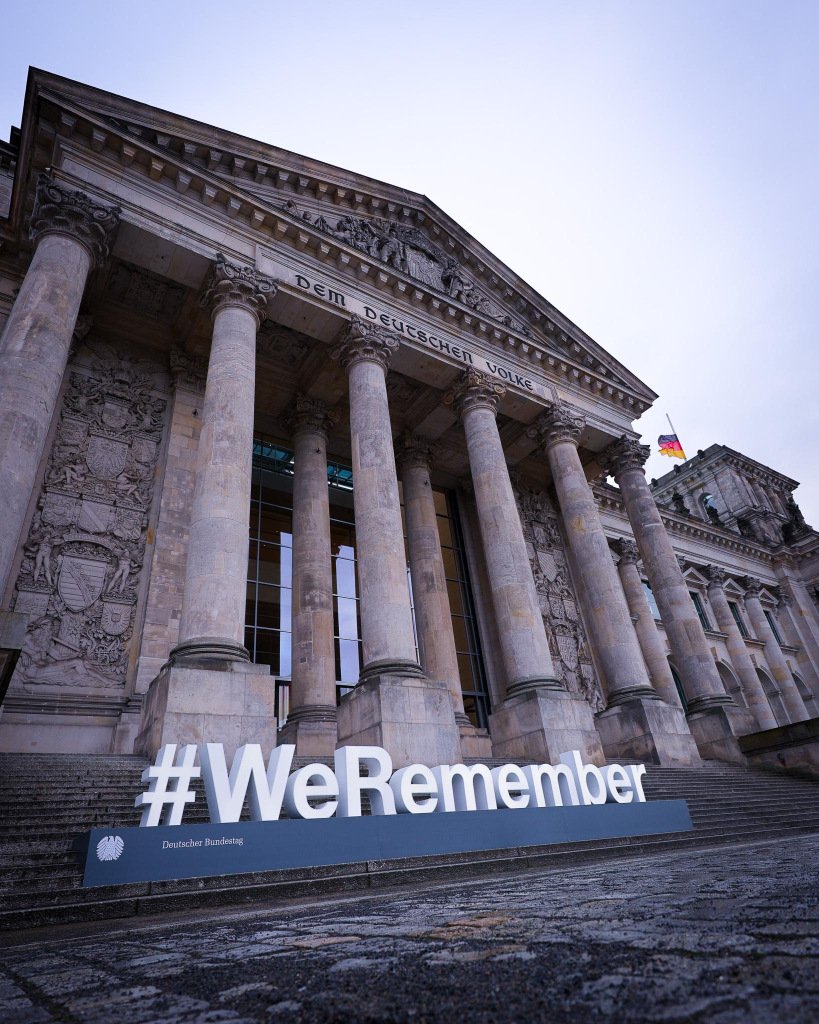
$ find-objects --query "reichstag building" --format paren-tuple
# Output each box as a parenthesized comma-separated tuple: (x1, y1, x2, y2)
(1, 69, 818, 775)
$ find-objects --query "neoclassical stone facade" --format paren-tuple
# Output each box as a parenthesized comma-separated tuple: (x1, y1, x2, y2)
(1, 71, 817, 771)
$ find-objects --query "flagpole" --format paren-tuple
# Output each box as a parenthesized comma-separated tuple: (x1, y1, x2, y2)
(665, 414, 686, 460)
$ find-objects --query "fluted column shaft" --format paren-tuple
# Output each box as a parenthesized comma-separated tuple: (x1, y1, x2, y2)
(601, 437, 731, 712)
(396, 433, 467, 723)
(331, 318, 419, 677)
(445, 371, 558, 696)
(703, 568, 778, 730)
(288, 399, 337, 721)
(614, 540, 683, 707)
(0, 175, 119, 594)
(742, 578, 808, 723)
(175, 257, 275, 661)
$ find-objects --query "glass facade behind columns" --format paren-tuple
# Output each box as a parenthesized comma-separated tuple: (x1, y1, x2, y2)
(245, 434, 491, 728)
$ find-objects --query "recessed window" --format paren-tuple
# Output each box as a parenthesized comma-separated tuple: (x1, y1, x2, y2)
(690, 591, 711, 631)
(643, 582, 661, 621)
(728, 601, 748, 638)
(764, 609, 783, 645)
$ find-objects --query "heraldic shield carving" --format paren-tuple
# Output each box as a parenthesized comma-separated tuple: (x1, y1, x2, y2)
(58, 556, 107, 612)
(10, 340, 168, 692)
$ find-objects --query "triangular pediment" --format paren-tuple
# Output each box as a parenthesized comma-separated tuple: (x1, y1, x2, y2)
(7, 69, 658, 414)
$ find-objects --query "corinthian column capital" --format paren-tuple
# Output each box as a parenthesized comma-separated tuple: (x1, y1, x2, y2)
(742, 575, 763, 598)
(29, 173, 121, 267)
(285, 394, 336, 439)
(702, 564, 726, 588)
(528, 402, 585, 449)
(599, 434, 650, 478)
(330, 314, 400, 375)
(612, 537, 640, 565)
(443, 367, 506, 418)
(200, 253, 277, 326)
(394, 430, 438, 473)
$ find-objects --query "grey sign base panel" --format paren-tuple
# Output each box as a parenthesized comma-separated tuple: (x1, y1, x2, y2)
(81, 800, 693, 887)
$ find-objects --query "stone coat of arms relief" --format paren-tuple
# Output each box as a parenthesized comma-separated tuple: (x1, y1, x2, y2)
(10, 343, 167, 693)
(514, 483, 605, 713)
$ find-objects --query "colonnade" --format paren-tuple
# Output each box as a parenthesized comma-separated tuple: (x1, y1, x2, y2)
(0, 175, 811, 768)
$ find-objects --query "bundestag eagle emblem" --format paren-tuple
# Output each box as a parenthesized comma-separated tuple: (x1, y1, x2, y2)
(96, 835, 124, 861)
(58, 555, 107, 612)
(86, 435, 128, 480)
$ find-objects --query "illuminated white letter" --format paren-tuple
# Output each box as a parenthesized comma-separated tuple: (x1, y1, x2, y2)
(334, 746, 395, 817)
(521, 763, 579, 807)
(390, 765, 438, 813)
(283, 763, 339, 819)
(491, 764, 530, 809)
(199, 743, 294, 823)
(432, 763, 497, 812)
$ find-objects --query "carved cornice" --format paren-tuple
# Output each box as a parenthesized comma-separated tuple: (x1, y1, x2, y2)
(29, 173, 121, 267)
(702, 564, 726, 587)
(528, 403, 585, 450)
(612, 537, 639, 565)
(285, 394, 335, 439)
(330, 314, 399, 374)
(598, 435, 650, 478)
(200, 253, 276, 326)
(394, 430, 438, 473)
(742, 575, 763, 598)
(443, 368, 506, 419)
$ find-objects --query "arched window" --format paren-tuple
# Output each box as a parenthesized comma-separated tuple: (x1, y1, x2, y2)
(700, 493, 718, 512)
(793, 674, 819, 718)
(756, 666, 787, 726)
(717, 661, 746, 708)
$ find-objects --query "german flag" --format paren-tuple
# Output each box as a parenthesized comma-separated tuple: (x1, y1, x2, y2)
(658, 434, 686, 459)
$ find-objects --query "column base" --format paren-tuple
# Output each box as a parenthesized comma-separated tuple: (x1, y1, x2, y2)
(686, 703, 747, 763)
(135, 661, 276, 762)
(278, 706, 338, 758)
(596, 697, 702, 766)
(489, 687, 606, 766)
(337, 671, 462, 768)
(168, 637, 250, 666)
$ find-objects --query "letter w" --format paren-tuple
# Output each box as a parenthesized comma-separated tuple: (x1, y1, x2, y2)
(200, 743, 295, 823)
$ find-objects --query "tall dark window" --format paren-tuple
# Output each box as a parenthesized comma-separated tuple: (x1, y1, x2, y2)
(246, 433, 490, 726)
(729, 601, 748, 638)
(669, 663, 687, 712)
(764, 609, 783, 645)
(642, 582, 662, 621)
(690, 591, 710, 631)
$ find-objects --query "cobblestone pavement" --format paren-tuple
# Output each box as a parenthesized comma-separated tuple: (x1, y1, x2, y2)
(2, 835, 818, 1024)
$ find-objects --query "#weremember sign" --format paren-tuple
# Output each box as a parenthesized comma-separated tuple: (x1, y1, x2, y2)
(81, 745, 693, 887)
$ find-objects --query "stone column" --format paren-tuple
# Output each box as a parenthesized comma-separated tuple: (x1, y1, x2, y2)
(278, 395, 338, 756)
(330, 316, 461, 767)
(136, 256, 280, 760)
(444, 371, 604, 764)
(0, 174, 120, 595)
(395, 431, 492, 758)
(702, 566, 778, 731)
(172, 255, 276, 662)
(772, 582, 819, 696)
(530, 406, 698, 764)
(742, 576, 809, 723)
(612, 538, 682, 707)
(600, 436, 745, 762)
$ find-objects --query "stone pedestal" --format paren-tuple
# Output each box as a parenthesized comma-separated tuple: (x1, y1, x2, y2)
(459, 723, 494, 759)
(278, 716, 338, 759)
(336, 669, 462, 769)
(595, 699, 702, 765)
(135, 661, 278, 762)
(685, 704, 748, 763)
(489, 689, 606, 766)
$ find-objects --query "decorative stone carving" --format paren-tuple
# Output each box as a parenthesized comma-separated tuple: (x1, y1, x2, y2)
(702, 564, 726, 587)
(330, 314, 399, 373)
(599, 435, 650, 477)
(528, 404, 585, 450)
(29, 173, 121, 267)
(108, 261, 186, 321)
(513, 481, 605, 712)
(676, 553, 688, 574)
(443, 368, 506, 418)
(169, 346, 207, 393)
(771, 584, 792, 608)
(257, 322, 312, 367)
(10, 345, 166, 692)
(671, 491, 691, 516)
(284, 394, 335, 439)
(742, 575, 763, 598)
(394, 431, 438, 473)
(385, 372, 423, 413)
(200, 253, 276, 325)
(612, 537, 640, 566)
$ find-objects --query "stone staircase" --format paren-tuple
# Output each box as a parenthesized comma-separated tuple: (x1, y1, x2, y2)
(1, 753, 818, 933)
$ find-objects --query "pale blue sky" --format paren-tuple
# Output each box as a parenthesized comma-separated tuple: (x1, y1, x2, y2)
(2, 0, 817, 519)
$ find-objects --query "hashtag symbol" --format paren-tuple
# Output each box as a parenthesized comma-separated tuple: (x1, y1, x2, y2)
(135, 744, 201, 826)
